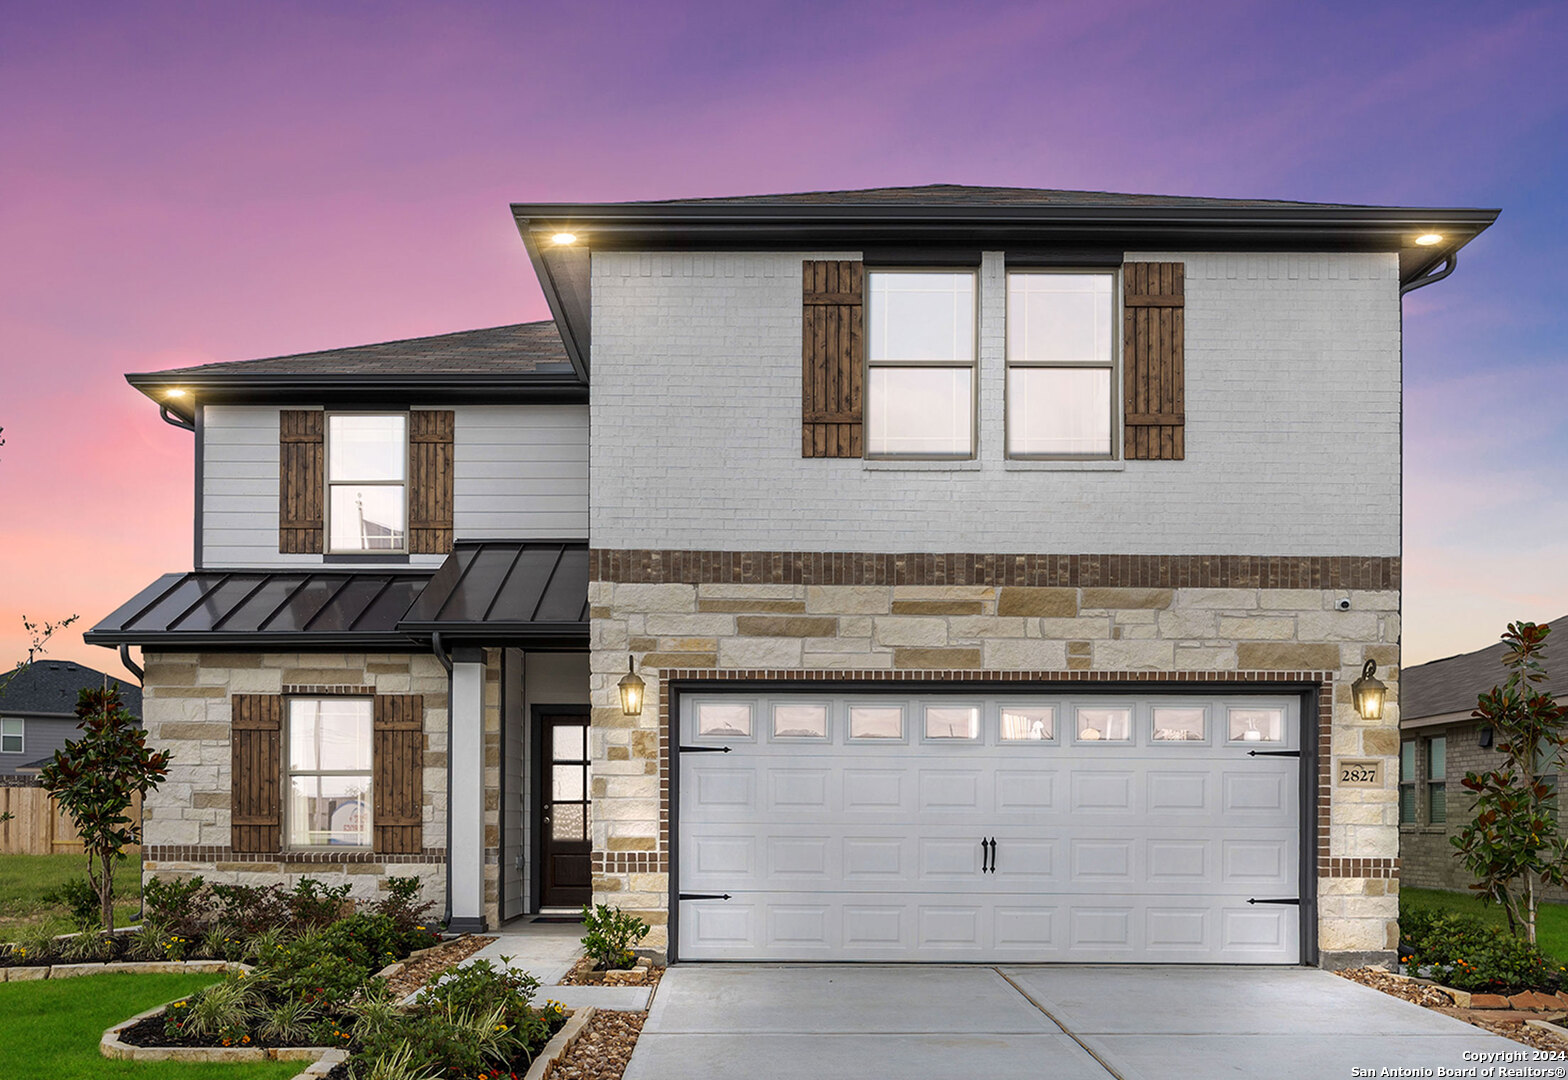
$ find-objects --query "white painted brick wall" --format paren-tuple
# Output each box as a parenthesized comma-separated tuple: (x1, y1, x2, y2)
(589, 250, 1402, 555)
(201, 404, 589, 567)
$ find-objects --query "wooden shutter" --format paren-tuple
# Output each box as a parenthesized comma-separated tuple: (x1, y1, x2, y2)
(1122, 262, 1186, 460)
(408, 411, 455, 554)
(279, 410, 325, 553)
(802, 260, 864, 457)
(231, 694, 282, 854)
(373, 695, 424, 854)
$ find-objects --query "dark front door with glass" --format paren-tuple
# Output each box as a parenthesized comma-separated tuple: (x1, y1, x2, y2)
(535, 711, 591, 908)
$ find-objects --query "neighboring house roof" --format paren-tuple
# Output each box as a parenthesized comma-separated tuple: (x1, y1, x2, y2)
(0, 659, 142, 718)
(1401, 617, 1568, 723)
(127, 321, 584, 421)
(83, 543, 591, 651)
(512, 182, 1499, 380)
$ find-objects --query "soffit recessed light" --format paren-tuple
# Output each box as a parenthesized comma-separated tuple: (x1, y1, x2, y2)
(1414, 233, 1444, 246)
(165, 388, 188, 398)
(551, 232, 577, 246)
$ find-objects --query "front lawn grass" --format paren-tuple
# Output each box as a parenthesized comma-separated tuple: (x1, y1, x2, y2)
(0, 852, 141, 939)
(1401, 886, 1568, 962)
(0, 971, 299, 1079)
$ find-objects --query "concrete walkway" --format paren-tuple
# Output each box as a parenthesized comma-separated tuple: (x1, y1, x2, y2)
(624, 965, 1531, 1080)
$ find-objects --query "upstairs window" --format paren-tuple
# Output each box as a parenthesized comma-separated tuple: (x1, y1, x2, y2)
(326, 414, 407, 553)
(866, 271, 976, 458)
(0, 718, 21, 754)
(1006, 272, 1115, 458)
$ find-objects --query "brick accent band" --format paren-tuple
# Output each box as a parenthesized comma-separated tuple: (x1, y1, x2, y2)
(144, 846, 445, 865)
(591, 550, 1399, 589)
(593, 852, 668, 874)
(1321, 858, 1399, 879)
(282, 685, 377, 696)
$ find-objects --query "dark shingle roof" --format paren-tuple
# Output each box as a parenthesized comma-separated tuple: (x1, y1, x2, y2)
(1402, 618, 1568, 720)
(633, 184, 1384, 210)
(0, 660, 142, 718)
(130, 321, 572, 381)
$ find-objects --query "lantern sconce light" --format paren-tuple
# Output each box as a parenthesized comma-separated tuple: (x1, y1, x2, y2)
(618, 655, 646, 717)
(1351, 658, 1387, 721)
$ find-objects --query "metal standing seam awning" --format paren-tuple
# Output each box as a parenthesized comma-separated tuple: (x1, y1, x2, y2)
(83, 541, 589, 652)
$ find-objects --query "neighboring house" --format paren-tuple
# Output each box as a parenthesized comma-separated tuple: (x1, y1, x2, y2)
(0, 660, 143, 780)
(84, 184, 1498, 972)
(1399, 618, 1565, 895)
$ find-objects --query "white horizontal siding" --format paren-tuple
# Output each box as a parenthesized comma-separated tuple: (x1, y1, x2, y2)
(200, 404, 588, 568)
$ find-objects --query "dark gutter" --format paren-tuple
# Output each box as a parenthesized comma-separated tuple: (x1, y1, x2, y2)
(159, 403, 196, 430)
(1400, 252, 1458, 296)
(125, 373, 587, 409)
(83, 630, 425, 650)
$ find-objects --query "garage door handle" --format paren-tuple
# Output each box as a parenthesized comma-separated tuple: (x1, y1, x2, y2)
(989, 837, 997, 873)
(981, 837, 995, 873)
(1246, 897, 1300, 905)
(679, 893, 732, 901)
(680, 745, 733, 754)
(1247, 749, 1301, 758)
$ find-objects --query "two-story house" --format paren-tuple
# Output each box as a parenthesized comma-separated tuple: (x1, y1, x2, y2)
(85, 184, 1497, 971)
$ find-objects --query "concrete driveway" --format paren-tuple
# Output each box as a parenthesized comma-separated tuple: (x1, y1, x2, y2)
(623, 965, 1531, 1079)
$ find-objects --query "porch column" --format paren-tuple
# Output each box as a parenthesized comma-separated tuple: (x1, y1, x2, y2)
(448, 648, 488, 933)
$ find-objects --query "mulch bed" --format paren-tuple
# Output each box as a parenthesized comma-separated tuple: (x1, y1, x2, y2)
(117, 1013, 341, 1050)
(384, 934, 497, 998)
(544, 1010, 646, 1080)
(558, 956, 663, 988)
(1337, 967, 1568, 1052)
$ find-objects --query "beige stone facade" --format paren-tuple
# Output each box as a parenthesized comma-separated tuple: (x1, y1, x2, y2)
(139, 650, 506, 929)
(588, 573, 1402, 965)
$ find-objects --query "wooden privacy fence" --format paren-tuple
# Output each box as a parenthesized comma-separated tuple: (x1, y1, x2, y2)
(0, 787, 142, 856)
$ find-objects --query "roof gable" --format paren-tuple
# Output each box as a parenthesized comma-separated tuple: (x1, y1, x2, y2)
(0, 660, 142, 717)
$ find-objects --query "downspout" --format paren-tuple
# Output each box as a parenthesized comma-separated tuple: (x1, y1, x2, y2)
(1400, 253, 1457, 297)
(119, 645, 144, 685)
(430, 632, 454, 932)
(158, 404, 195, 432)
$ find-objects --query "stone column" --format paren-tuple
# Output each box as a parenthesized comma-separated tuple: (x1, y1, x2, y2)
(448, 648, 488, 933)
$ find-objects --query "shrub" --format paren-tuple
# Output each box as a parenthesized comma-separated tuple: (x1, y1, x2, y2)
(1400, 909, 1567, 993)
(143, 875, 207, 936)
(414, 958, 542, 1030)
(368, 876, 437, 937)
(580, 903, 650, 969)
(60, 930, 116, 962)
(44, 877, 103, 932)
(258, 998, 321, 1044)
(164, 973, 265, 1042)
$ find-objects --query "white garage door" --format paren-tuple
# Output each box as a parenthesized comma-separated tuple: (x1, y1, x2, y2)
(676, 691, 1301, 963)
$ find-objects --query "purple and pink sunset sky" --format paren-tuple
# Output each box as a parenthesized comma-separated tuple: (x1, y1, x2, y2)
(1, 1, 1565, 683)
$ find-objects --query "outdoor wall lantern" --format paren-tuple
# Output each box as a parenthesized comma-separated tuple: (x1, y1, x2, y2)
(1351, 659, 1387, 721)
(618, 655, 646, 717)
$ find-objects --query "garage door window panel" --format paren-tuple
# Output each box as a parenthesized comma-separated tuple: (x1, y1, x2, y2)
(1228, 707, 1285, 744)
(695, 702, 754, 740)
(1076, 706, 1132, 743)
(771, 703, 829, 741)
(849, 705, 905, 741)
(923, 705, 980, 741)
(999, 705, 1056, 743)
(1151, 706, 1207, 743)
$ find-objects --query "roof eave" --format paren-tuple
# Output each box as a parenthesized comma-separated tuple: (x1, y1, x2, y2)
(514, 220, 590, 383)
(124, 371, 589, 410)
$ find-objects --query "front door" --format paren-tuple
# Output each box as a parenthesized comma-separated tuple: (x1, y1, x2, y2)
(536, 711, 591, 908)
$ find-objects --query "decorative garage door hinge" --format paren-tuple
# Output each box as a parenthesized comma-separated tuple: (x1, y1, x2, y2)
(679, 745, 733, 753)
(1246, 897, 1300, 905)
(1247, 749, 1301, 758)
(679, 893, 732, 901)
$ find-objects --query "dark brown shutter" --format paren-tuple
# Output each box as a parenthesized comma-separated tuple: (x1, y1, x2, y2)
(231, 694, 282, 854)
(373, 694, 424, 854)
(1123, 262, 1186, 460)
(279, 410, 325, 553)
(408, 411, 455, 555)
(802, 260, 864, 457)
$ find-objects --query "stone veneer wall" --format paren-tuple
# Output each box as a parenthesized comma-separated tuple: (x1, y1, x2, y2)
(140, 651, 504, 928)
(588, 554, 1402, 966)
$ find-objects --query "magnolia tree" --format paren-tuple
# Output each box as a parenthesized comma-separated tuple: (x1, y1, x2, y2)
(40, 686, 170, 932)
(1452, 621, 1568, 944)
